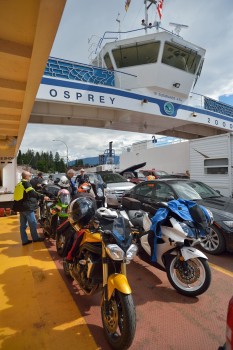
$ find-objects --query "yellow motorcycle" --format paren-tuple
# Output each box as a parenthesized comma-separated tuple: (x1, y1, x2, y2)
(63, 199, 137, 350)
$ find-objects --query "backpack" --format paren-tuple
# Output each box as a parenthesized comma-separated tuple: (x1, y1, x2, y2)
(12, 181, 25, 212)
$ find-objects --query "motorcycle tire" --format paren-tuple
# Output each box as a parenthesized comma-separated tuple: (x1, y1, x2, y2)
(62, 259, 73, 279)
(101, 290, 136, 350)
(56, 233, 65, 256)
(166, 257, 211, 297)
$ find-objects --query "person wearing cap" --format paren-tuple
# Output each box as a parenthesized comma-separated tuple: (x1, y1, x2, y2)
(75, 168, 89, 188)
(12, 171, 50, 245)
(30, 172, 44, 191)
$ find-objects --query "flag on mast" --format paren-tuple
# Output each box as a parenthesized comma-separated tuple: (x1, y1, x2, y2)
(125, 0, 131, 12)
(157, 0, 164, 20)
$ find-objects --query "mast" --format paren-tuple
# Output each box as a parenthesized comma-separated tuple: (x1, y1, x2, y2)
(142, 0, 159, 33)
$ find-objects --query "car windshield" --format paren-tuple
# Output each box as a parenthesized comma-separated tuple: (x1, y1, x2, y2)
(137, 171, 147, 179)
(100, 173, 127, 183)
(171, 180, 221, 200)
(155, 171, 168, 176)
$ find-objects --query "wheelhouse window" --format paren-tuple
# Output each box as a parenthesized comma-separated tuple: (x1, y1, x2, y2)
(204, 158, 228, 175)
(112, 41, 160, 68)
(104, 52, 114, 70)
(162, 41, 201, 74)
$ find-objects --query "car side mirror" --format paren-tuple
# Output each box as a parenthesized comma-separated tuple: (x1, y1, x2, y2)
(103, 182, 107, 188)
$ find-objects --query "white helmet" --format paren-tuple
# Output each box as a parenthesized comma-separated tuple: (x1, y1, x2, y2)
(58, 175, 70, 188)
(96, 207, 118, 221)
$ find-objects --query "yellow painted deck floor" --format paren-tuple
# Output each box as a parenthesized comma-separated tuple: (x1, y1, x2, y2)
(0, 215, 99, 350)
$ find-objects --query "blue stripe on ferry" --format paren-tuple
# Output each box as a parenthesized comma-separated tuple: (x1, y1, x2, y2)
(41, 77, 233, 123)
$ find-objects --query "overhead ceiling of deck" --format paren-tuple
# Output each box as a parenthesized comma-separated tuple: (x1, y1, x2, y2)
(0, 0, 66, 158)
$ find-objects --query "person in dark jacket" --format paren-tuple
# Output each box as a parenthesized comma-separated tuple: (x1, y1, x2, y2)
(75, 168, 89, 187)
(13, 171, 50, 245)
(30, 172, 44, 190)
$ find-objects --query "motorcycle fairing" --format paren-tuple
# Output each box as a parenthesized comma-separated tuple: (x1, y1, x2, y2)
(107, 274, 132, 300)
(150, 198, 210, 262)
(80, 230, 102, 245)
(180, 246, 208, 261)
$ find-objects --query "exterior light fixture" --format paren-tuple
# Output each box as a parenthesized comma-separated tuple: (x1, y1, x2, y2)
(173, 83, 181, 88)
(191, 112, 197, 117)
(141, 98, 148, 104)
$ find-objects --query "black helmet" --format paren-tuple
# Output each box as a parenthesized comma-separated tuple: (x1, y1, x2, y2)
(68, 197, 96, 227)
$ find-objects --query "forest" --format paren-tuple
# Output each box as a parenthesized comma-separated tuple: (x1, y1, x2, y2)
(17, 149, 66, 173)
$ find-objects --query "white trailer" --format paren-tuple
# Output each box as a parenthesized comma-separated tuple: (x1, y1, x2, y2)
(120, 140, 190, 175)
(189, 133, 233, 197)
(0, 157, 17, 208)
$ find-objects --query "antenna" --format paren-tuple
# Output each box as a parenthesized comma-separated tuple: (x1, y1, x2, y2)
(169, 22, 189, 36)
(116, 12, 121, 39)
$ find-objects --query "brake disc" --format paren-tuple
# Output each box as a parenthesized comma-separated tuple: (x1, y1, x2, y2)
(176, 259, 200, 284)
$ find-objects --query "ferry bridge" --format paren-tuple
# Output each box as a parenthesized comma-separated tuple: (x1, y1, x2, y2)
(1, 1, 233, 162)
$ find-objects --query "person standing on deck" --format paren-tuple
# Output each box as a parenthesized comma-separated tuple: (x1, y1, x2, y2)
(13, 171, 50, 245)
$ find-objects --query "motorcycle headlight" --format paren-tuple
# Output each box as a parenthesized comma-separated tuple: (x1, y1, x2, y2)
(106, 244, 124, 260)
(126, 244, 138, 260)
(223, 221, 233, 228)
(179, 222, 195, 238)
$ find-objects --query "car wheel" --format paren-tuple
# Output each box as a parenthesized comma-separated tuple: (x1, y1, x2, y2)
(199, 225, 226, 255)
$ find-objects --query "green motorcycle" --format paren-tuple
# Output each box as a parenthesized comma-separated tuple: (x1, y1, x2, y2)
(41, 188, 71, 256)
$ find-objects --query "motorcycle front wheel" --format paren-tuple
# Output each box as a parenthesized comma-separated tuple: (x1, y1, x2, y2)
(101, 291, 136, 350)
(56, 233, 65, 256)
(166, 257, 211, 297)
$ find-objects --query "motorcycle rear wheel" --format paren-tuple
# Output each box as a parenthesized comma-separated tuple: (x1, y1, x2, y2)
(166, 257, 211, 297)
(101, 291, 136, 350)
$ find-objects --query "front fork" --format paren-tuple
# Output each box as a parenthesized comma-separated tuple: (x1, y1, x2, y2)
(102, 242, 131, 314)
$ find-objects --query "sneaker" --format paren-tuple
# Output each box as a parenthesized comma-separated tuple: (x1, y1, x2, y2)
(22, 240, 33, 246)
(33, 237, 45, 242)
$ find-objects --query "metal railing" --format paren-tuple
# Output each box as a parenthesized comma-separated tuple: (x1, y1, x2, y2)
(44, 57, 137, 88)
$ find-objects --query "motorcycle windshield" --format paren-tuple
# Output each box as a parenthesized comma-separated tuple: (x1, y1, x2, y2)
(59, 193, 71, 206)
(112, 216, 132, 251)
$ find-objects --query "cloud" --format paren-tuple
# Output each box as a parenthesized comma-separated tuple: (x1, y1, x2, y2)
(21, 0, 233, 158)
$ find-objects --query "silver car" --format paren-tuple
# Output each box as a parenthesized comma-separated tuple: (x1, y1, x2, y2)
(98, 172, 135, 207)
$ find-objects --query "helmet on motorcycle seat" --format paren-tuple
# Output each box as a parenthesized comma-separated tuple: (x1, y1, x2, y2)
(58, 175, 70, 188)
(68, 197, 96, 226)
(58, 189, 71, 205)
(96, 207, 118, 221)
(78, 182, 91, 193)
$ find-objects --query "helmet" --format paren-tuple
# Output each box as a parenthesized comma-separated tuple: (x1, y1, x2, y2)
(58, 175, 70, 188)
(42, 179, 48, 186)
(96, 207, 118, 221)
(78, 182, 91, 193)
(68, 197, 96, 226)
(58, 189, 71, 205)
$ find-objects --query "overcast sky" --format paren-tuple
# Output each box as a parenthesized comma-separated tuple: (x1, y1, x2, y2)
(20, 0, 233, 161)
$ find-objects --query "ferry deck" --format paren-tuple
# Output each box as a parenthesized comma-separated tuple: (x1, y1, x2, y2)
(1, 214, 232, 350)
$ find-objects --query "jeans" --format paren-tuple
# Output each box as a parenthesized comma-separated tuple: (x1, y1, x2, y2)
(20, 211, 40, 244)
